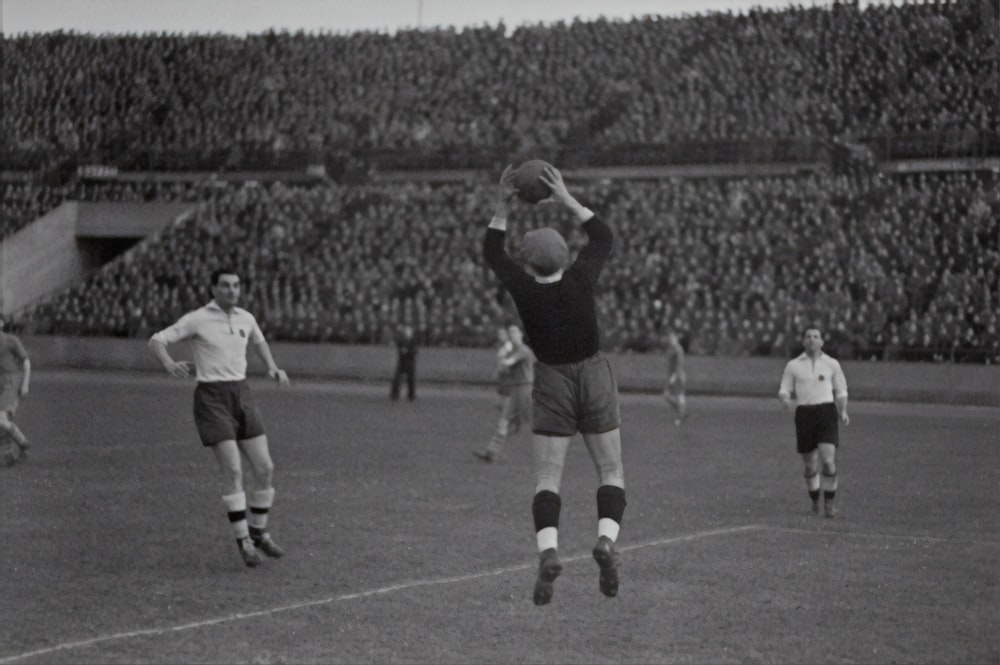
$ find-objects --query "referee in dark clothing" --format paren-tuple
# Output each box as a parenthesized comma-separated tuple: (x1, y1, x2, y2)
(390, 324, 418, 401)
(483, 164, 627, 606)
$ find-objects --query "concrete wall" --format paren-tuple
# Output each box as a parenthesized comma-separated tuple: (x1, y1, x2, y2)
(1, 201, 195, 316)
(18, 335, 1000, 407)
(1, 202, 83, 315)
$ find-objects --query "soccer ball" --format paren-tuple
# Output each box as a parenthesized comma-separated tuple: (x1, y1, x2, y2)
(515, 160, 554, 204)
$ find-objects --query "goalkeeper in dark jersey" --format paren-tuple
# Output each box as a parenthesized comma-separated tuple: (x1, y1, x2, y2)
(483, 164, 626, 606)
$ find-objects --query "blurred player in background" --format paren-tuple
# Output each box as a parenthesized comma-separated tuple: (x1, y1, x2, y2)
(492, 324, 513, 410)
(0, 317, 31, 467)
(148, 268, 290, 567)
(779, 326, 850, 518)
(390, 323, 418, 401)
(483, 164, 627, 606)
(662, 331, 688, 426)
(474, 323, 535, 463)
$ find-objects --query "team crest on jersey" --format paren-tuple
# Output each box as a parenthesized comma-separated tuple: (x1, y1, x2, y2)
(239, 329, 246, 338)
(818, 374, 825, 381)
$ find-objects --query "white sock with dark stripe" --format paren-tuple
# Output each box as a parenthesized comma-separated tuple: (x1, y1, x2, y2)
(248, 488, 275, 542)
(221, 492, 249, 540)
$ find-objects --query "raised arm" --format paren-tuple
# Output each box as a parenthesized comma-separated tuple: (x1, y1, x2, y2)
(483, 165, 525, 281)
(539, 164, 593, 225)
(539, 165, 612, 280)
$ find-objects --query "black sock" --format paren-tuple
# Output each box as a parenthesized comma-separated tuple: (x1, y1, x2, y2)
(596, 485, 627, 523)
(532, 491, 561, 531)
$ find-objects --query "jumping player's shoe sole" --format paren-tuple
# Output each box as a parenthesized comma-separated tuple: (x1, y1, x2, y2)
(592, 536, 620, 598)
(533, 548, 562, 606)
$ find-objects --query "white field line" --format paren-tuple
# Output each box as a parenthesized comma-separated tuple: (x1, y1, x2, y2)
(766, 524, 1000, 548)
(5, 523, 995, 663)
(0, 524, 762, 664)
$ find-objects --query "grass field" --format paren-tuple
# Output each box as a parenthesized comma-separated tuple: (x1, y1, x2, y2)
(1, 370, 998, 664)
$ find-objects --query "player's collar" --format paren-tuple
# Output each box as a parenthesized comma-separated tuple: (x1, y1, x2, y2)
(207, 300, 241, 315)
(534, 270, 564, 284)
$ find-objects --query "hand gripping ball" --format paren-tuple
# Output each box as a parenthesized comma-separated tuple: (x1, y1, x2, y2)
(515, 160, 554, 204)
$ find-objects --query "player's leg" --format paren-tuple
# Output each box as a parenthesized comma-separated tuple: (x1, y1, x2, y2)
(814, 403, 840, 517)
(240, 434, 284, 557)
(583, 429, 626, 598)
(1, 427, 14, 467)
(801, 450, 821, 513)
(676, 381, 688, 423)
(818, 443, 838, 517)
(662, 386, 678, 408)
(796, 406, 821, 513)
(664, 387, 683, 425)
(477, 395, 513, 462)
(196, 383, 261, 566)
(390, 360, 403, 400)
(0, 409, 29, 463)
(406, 359, 416, 400)
(212, 439, 262, 567)
(518, 384, 533, 434)
(579, 354, 626, 598)
(531, 433, 571, 605)
(529, 361, 580, 605)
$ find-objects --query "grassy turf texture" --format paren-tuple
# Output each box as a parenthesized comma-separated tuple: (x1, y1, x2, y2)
(2, 371, 997, 664)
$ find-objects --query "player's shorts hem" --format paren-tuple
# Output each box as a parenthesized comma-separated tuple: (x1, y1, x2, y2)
(532, 428, 576, 437)
(580, 424, 621, 436)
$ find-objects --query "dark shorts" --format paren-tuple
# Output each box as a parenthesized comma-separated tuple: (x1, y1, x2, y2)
(193, 380, 266, 447)
(794, 402, 839, 453)
(532, 353, 621, 437)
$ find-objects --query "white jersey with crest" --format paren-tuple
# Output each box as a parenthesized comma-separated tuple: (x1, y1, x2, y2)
(778, 352, 848, 405)
(151, 300, 264, 382)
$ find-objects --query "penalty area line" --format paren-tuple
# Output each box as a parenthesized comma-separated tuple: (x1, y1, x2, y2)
(0, 524, 763, 664)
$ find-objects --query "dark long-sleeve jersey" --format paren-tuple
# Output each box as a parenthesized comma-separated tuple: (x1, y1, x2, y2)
(483, 216, 614, 365)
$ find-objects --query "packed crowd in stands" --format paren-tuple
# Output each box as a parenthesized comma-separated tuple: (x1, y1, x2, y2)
(13, 170, 999, 363)
(2, 0, 996, 172)
(2, 0, 997, 362)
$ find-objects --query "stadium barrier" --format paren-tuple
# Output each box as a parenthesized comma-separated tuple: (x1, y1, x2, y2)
(20, 335, 1000, 407)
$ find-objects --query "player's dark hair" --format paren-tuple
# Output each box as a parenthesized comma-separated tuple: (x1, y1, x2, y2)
(801, 324, 824, 339)
(210, 268, 240, 286)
